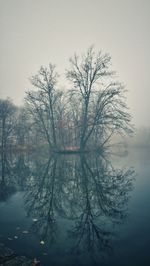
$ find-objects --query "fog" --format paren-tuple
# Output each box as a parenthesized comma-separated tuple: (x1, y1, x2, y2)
(0, 0, 150, 127)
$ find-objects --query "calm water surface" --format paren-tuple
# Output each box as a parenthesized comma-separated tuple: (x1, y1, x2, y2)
(0, 148, 150, 266)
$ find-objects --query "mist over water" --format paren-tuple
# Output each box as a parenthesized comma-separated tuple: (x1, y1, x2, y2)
(0, 147, 150, 265)
(0, 1, 150, 265)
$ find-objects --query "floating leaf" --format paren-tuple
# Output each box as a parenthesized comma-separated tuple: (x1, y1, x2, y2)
(33, 258, 40, 265)
(22, 230, 29, 234)
(32, 218, 38, 222)
(40, 240, 45, 245)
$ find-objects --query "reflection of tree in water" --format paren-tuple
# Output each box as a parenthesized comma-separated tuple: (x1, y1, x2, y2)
(13, 153, 30, 190)
(68, 155, 134, 258)
(25, 156, 58, 244)
(24, 155, 74, 245)
(24, 152, 134, 259)
(0, 152, 16, 201)
(0, 151, 30, 201)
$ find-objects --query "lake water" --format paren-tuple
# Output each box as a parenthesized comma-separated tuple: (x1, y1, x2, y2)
(0, 148, 150, 266)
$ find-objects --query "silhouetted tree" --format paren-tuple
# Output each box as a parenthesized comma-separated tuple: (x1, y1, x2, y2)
(67, 47, 132, 150)
(14, 107, 31, 147)
(25, 64, 65, 149)
(0, 98, 17, 150)
(24, 47, 132, 151)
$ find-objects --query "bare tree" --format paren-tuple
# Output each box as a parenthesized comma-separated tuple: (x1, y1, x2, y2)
(14, 107, 32, 147)
(25, 64, 62, 149)
(66, 47, 132, 150)
(25, 47, 132, 152)
(0, 98, 17, 150)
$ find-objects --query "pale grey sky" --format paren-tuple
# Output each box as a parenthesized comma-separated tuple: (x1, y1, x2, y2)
(0, 0, 150, 127)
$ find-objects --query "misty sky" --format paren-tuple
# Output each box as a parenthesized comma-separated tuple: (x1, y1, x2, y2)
(0, 0, 150, 127)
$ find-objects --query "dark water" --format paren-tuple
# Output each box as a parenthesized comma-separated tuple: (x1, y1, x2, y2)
(0, 148, 150, 266)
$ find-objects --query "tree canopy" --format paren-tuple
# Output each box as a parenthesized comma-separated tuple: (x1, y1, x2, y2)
(25, 47, 132, 151)
(0, 47, 132, 152)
